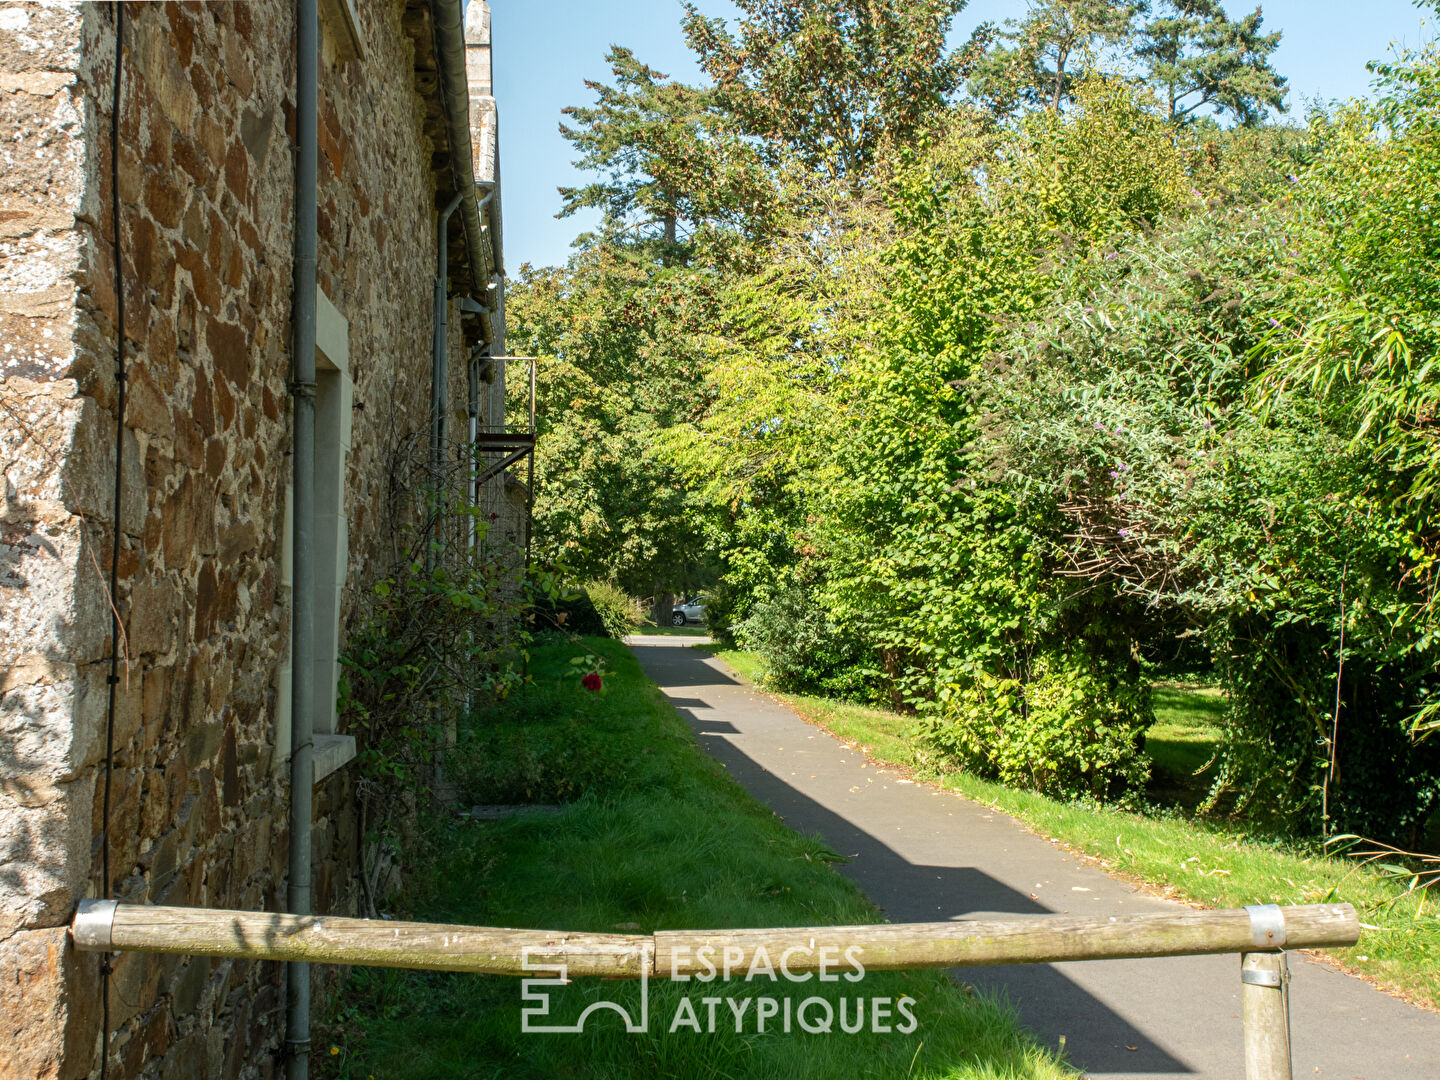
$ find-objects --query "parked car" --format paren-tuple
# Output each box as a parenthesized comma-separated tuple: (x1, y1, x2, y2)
(672, 596, 709, 626)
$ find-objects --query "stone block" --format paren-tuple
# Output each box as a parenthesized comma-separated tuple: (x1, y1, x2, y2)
(141, 675, 168, 756)
(169, 956, 211, 1018)
(184, 722, 223, 772)
(224, 141, 249, 203)
(61, 404, 146, 536)
(188, 368, 215, 439)
(120, 1005, 175, 1076)
(128, 574, 179, 656)
(107, 947, 149, 1030)
(221, 727, 239, 807)
(142, 169, 188, 231)
(0, 927, 97, 1080)
(204, 318, 250, 391)
(147, 825, 178, 885)
(186, 55, 216, 115)
(220, 520, 258, 562)
(132, 12, 197, 137)
(222, 28, 255, 100)
(101, 765, 143, 875)
(176, 242, 221, 312)
(124, 362, 174, 443)
(213, 374, 236, 432)
(196, 112, 226, 167)
(160, 477, 198, 568)
(172, 133, 214, 192)
(160, 1032, 206, 1080)
(195, 558, 240, 638)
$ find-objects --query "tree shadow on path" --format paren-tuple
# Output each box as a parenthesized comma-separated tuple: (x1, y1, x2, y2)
(632, 641, 1196, 1077)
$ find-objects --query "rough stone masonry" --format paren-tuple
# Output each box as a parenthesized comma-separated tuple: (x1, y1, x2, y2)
(0, 1, 517, 1076)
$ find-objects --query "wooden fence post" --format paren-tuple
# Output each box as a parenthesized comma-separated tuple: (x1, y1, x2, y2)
(1241, 951, 1292, 1080)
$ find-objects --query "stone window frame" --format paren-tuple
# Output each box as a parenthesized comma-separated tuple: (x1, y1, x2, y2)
(275, 289, 356, 783)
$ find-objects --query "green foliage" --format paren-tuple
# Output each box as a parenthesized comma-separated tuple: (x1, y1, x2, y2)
(690, 573, 749, 644)
(341, 558, 522, 786)
(955, 40, 1440, 838)
(969, 0, 1143, 116)
(339, 468, 528, 820)
(534, 581, 644, 639)
(558, 46, 772, 251)
(1018, 76, 1189, 237)
(1181, 404, 1440, 837)
(1256, 37, 1440, 706)
(534, 586, 607, 638)
(958, 90, 1440, 838)
(507, 248, 715, 599)
(804, 78, 1185, 795)
(580, 578, 646, 639)
(535, 0, 1440, 842)
(683, 0, 991, 180)
(1136, 0, 1288, 126)
(685, 55, 1437, 831)
(665, 78, 1188, 801)
(970, 0, 1287, 125)
(1213, 33, 1440, 823)
(1183, 121, 1318, 201)
(734, 584, 880, 700)
(925, 648, 1153, 799)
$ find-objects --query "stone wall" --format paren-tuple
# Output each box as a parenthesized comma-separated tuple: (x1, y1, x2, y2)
(0, 1, 502, 1077)
(2, 6, 106, 1076)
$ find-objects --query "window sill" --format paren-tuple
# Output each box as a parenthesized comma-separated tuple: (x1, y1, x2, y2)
(314, 734, 357, 783)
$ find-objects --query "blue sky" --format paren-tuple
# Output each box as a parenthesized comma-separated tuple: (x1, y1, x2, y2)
(491, 0, 1435, 271)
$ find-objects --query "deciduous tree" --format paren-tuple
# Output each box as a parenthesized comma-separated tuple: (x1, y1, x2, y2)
(507, 247, 716, 601)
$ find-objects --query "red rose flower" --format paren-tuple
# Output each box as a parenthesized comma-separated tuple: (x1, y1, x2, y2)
(581, 672, 603, 692)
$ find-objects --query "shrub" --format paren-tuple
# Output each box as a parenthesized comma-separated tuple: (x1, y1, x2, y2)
(924, 649, 1153, 801)
(580, 579, 645, 639)
(1213, 619, 1440, 843)
(696, 577, 745, 644)
(533, 589, 603, 636)
(533, 581, 643, 638)
(339, 432, 530, 802)
(734, 585, 879, 699)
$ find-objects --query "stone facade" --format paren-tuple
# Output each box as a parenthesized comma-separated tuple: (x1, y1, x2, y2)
(0, 1, 514, 1077)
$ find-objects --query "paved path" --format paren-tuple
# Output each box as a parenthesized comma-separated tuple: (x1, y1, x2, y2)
(626, 635, 1440, 1079)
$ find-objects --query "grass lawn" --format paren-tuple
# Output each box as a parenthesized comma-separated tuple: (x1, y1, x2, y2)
(1146, 682, 1224, 810)
(317, 639, 1078, 1080)
(702, 646, 1440, 1013)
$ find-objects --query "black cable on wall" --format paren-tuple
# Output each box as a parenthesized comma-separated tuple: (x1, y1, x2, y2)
(99, 3, 127, 1077)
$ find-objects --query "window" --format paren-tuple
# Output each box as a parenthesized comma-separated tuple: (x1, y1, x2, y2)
(275, 289, 356, 782)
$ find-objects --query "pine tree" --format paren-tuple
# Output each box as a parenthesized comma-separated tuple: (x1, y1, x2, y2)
(969, 0, 1144, 118)
(1136, 1, 1287, 126)
(681, 0, 989, 182)
(558, 47, 770, 257)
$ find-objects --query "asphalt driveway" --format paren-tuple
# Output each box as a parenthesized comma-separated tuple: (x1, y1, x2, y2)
(626, 635, 1440, 1079)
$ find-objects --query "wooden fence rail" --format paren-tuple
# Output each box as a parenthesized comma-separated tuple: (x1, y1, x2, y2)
(73, 900, 1359, 1080)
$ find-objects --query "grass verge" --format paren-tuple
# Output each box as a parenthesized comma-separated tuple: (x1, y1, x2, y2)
(318, 638, 1079, 1080)
(702, 646, 1440, 1013)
